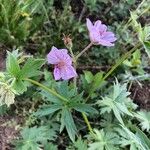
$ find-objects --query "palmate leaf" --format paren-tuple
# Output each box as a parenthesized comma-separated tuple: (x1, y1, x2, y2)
(88, 129, 120, 150)
(15, 126, 56, 150)
(5, 51, 45, 95)
(135, 111, 150, 131)
(19, 58, 45, 78)
(98, 80, 134, 125)
(38, 81, 97, 142)
(74, 137, 88, 150)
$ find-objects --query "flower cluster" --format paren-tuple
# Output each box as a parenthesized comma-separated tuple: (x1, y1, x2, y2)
(47, 18, 116, 80)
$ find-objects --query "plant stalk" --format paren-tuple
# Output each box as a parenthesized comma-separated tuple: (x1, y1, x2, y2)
(82, 113, 94, 134)
(75, 42, 93, 60)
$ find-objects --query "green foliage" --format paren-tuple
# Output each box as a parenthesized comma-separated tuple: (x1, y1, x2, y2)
(88, 129, 120, 150)
(0, 0, 43, 47)
(98, 80, 136, 124)
(116, 125, 149, 150)
(81, 71, 104, 97)
(6, 50, 45, 94)
(123, 50, 141, 67)
(15, 126, 56, 150)
(35, 80, 97, 141)
(74, 137, 88, 150)
(135, 111, 150, 132)
(6, 51, 21, 77)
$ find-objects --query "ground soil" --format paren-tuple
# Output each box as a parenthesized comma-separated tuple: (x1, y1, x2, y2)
(0, 115, 20, 150)
(130, 81, 150, 110)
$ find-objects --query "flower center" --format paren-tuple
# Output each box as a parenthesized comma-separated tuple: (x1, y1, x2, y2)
(99, 31, 104, 36)
(56, 61, 66, 68)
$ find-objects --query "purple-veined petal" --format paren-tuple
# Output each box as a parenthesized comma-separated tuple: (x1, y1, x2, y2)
(59, 49, 72, 65)
(61, 65, 77, 80)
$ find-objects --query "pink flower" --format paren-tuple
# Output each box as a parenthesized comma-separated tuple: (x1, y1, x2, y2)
(47, 46, 77, 80)
(86, 18, 117, 46)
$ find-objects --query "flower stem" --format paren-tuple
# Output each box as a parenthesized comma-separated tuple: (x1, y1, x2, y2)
(75, 42, 93, 60)
(82, 112, 94, 134)
(24, 78, 69, 103)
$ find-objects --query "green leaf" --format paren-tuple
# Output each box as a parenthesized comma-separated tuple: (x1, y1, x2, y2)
(44, 143, 58, 150)
(20, 58, 45, 78)
(15, 126, 56, 150)
(98, 79, 134, 125)
(88, 129, 120, 150)
(61, 108, 77, 142)
(84, 71, 94, 84)
(118, 125, 147, 150)
(135, 127, 150, 149)
(143, 41, 150, 58)
(6, 51, 20, 77)
(72, 103, 98, 115)
(74, 137, 87, 150)
(92, 72, 103, 92)
(135, 111, 150, 131)
(35, 104, 61, 117)
(12, 79, 27, 94)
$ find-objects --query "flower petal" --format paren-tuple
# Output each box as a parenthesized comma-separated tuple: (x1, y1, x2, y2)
(86, 18, 93, 31)
(94, 20, 102, 29)
(61, 65, 77, 80)
(54, 67, 61, 80)
(98, 39, 114, 47)
(47, 46, 60, 64)
(99, 24, 107, 33)
(59, 49, 72, 65)
(89, 28, 100, 44)
(102, 32, 117, 42)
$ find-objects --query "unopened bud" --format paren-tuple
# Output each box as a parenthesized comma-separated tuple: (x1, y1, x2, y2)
(62, 34, 73, 49)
